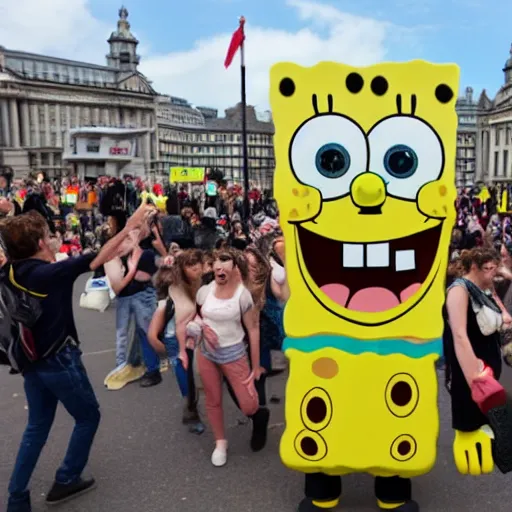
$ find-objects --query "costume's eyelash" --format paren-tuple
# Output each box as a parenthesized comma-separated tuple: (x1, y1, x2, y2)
(327, 94, 333, 113)
(396, 94, 402, 115)
(411, 94, 417, 116)
(312, 94, 319, 115)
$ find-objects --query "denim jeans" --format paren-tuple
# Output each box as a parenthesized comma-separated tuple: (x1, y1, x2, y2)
(163, 335, 188, 397)
(7, 345, 101, 512)
(162, 336, 198, 405)
(116, 287, 159, 373)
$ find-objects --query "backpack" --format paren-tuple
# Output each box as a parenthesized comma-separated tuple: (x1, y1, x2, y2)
(0, 265, 46, 374)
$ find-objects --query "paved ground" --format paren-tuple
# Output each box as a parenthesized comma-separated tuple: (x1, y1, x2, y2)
(2, 274, 512, 511)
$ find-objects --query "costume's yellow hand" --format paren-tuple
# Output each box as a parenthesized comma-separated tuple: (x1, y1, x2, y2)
(453, 426, 494, 475)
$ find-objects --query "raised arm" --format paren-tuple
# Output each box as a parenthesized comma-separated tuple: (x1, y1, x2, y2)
(148, 303, 168, 356)
(89, 203, 156, 271)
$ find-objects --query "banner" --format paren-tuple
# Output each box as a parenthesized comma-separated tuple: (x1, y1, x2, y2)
(169, 167, 205, 183)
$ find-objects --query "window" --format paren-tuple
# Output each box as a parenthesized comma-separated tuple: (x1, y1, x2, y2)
(504, 150, 509, 177)
(494, 151, 499, 177)
(86, 139, 101, 153)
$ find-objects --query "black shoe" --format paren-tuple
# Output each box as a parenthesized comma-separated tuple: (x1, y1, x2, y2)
(251, 407, 270, 452)
(46, 477, 96, 505)
(182, 400, 201, 424)
(379, 500, 419, 512)
(298, 498, 337, 512)
(139, 371, 162, 388)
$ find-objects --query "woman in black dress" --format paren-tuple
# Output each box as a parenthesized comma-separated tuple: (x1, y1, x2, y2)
(444, 247, 509, 475)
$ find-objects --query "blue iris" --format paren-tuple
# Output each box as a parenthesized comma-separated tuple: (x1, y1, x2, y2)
(383, 144, 418, 179)
(315, 143, 350, 179)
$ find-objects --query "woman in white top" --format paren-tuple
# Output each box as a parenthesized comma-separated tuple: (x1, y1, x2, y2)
(195, 249, 265, 467)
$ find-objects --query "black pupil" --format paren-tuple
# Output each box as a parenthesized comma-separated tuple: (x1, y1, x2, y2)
(319, 149, 345, 173)
(388, 149, 414, 175)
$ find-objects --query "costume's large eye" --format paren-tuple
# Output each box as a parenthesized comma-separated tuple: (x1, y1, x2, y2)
(290, 115, 368, 200)
(368, 116, 444, 200)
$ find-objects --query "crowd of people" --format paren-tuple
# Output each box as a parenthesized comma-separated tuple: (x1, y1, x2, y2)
(2, 169, 512, 512)
(0, 166, 286, 512)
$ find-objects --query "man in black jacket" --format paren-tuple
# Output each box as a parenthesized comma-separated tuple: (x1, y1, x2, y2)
(2, 202, 156, 512)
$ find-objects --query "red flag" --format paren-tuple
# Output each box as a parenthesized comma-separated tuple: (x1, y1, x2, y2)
(224, 17, 245, 69)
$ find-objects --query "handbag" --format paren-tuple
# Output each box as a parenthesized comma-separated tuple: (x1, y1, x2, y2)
(79, 277, 114, 312)
(459, 278, 503, 336)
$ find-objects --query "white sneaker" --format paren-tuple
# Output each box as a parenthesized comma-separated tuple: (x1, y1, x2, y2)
(211, 440, 228, 467)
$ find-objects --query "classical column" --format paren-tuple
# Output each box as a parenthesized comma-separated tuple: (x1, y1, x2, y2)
(31, 103, 40, 147)
(136, 109, 142, 127)
(55, 104, 62, 147)
(114, 108, 120, 126)
(142, 112, 151, 167)
(489, 128, 496, 179)
(1, 99, 10, 147)
(74, 106, 80, 127)
(10, 99, 20, 148)
(93, 107, 100, 126)
(44, 103, 50, 146)
(65, 106, 71, 150)
(21, 102, 30, 147)
(103, 108, 109, 126)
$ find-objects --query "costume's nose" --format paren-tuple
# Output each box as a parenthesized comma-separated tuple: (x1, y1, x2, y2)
(350, 173, 387, 214)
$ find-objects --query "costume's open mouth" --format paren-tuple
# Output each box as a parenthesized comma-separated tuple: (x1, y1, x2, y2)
(297, 224, 442, 313)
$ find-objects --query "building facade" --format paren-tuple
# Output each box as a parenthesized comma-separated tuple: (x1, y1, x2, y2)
(455, 87, 477, 188)
(0, 7, 158, 179)
(0, 7, 275, 188)
(475, 45, 512, 183)
(156, 98, 275, 190)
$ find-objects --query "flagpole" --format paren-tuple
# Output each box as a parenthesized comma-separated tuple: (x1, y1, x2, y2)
(239, 16, 250, 220)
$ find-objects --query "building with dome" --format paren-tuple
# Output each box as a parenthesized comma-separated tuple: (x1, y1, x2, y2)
(0, 7, 275, 189)
(475, 45, 512, 184)
(0, 7, 158, 179)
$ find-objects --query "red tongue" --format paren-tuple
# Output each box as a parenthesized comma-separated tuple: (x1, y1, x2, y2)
(320, 283, 422, 313)
(348, 288, 399, 312)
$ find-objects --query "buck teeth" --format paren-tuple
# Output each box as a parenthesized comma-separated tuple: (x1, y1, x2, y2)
(366, 243, 390, 267)
(395, 249, 416, 272)
(341, 244, 416, 271)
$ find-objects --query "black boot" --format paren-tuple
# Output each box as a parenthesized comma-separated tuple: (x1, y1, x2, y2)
(250, 407, 270, 452)
(139, 370, 162, 388)
(46, 477, 96, 506)
(298, 498, 337, 512)
(379, 500, 419, 512)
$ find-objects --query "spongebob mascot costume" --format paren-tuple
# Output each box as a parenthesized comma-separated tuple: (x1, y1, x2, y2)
(270, 61, 459, 511)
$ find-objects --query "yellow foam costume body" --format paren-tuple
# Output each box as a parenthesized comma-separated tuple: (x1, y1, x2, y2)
(270, 61, 459, 511)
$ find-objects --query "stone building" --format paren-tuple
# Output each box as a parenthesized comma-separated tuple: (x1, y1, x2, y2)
(0, 6, 275, 188)
(0, 7, 159, 179)
(455, 87, 477, 187)
(475, 45, 512, 183)
(156, 98, 275, 190)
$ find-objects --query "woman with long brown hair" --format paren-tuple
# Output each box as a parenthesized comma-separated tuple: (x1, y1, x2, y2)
(444, 247, 511, 474)
(148, 249, 204, 428)
(194, 248, 264, 467)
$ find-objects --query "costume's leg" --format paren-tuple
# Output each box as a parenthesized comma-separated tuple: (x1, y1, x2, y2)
(375, 476, 418, 512)
(298, 473, 342, 512)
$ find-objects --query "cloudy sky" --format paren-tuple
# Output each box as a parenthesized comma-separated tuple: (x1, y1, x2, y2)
(0, 0, 510, 112)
